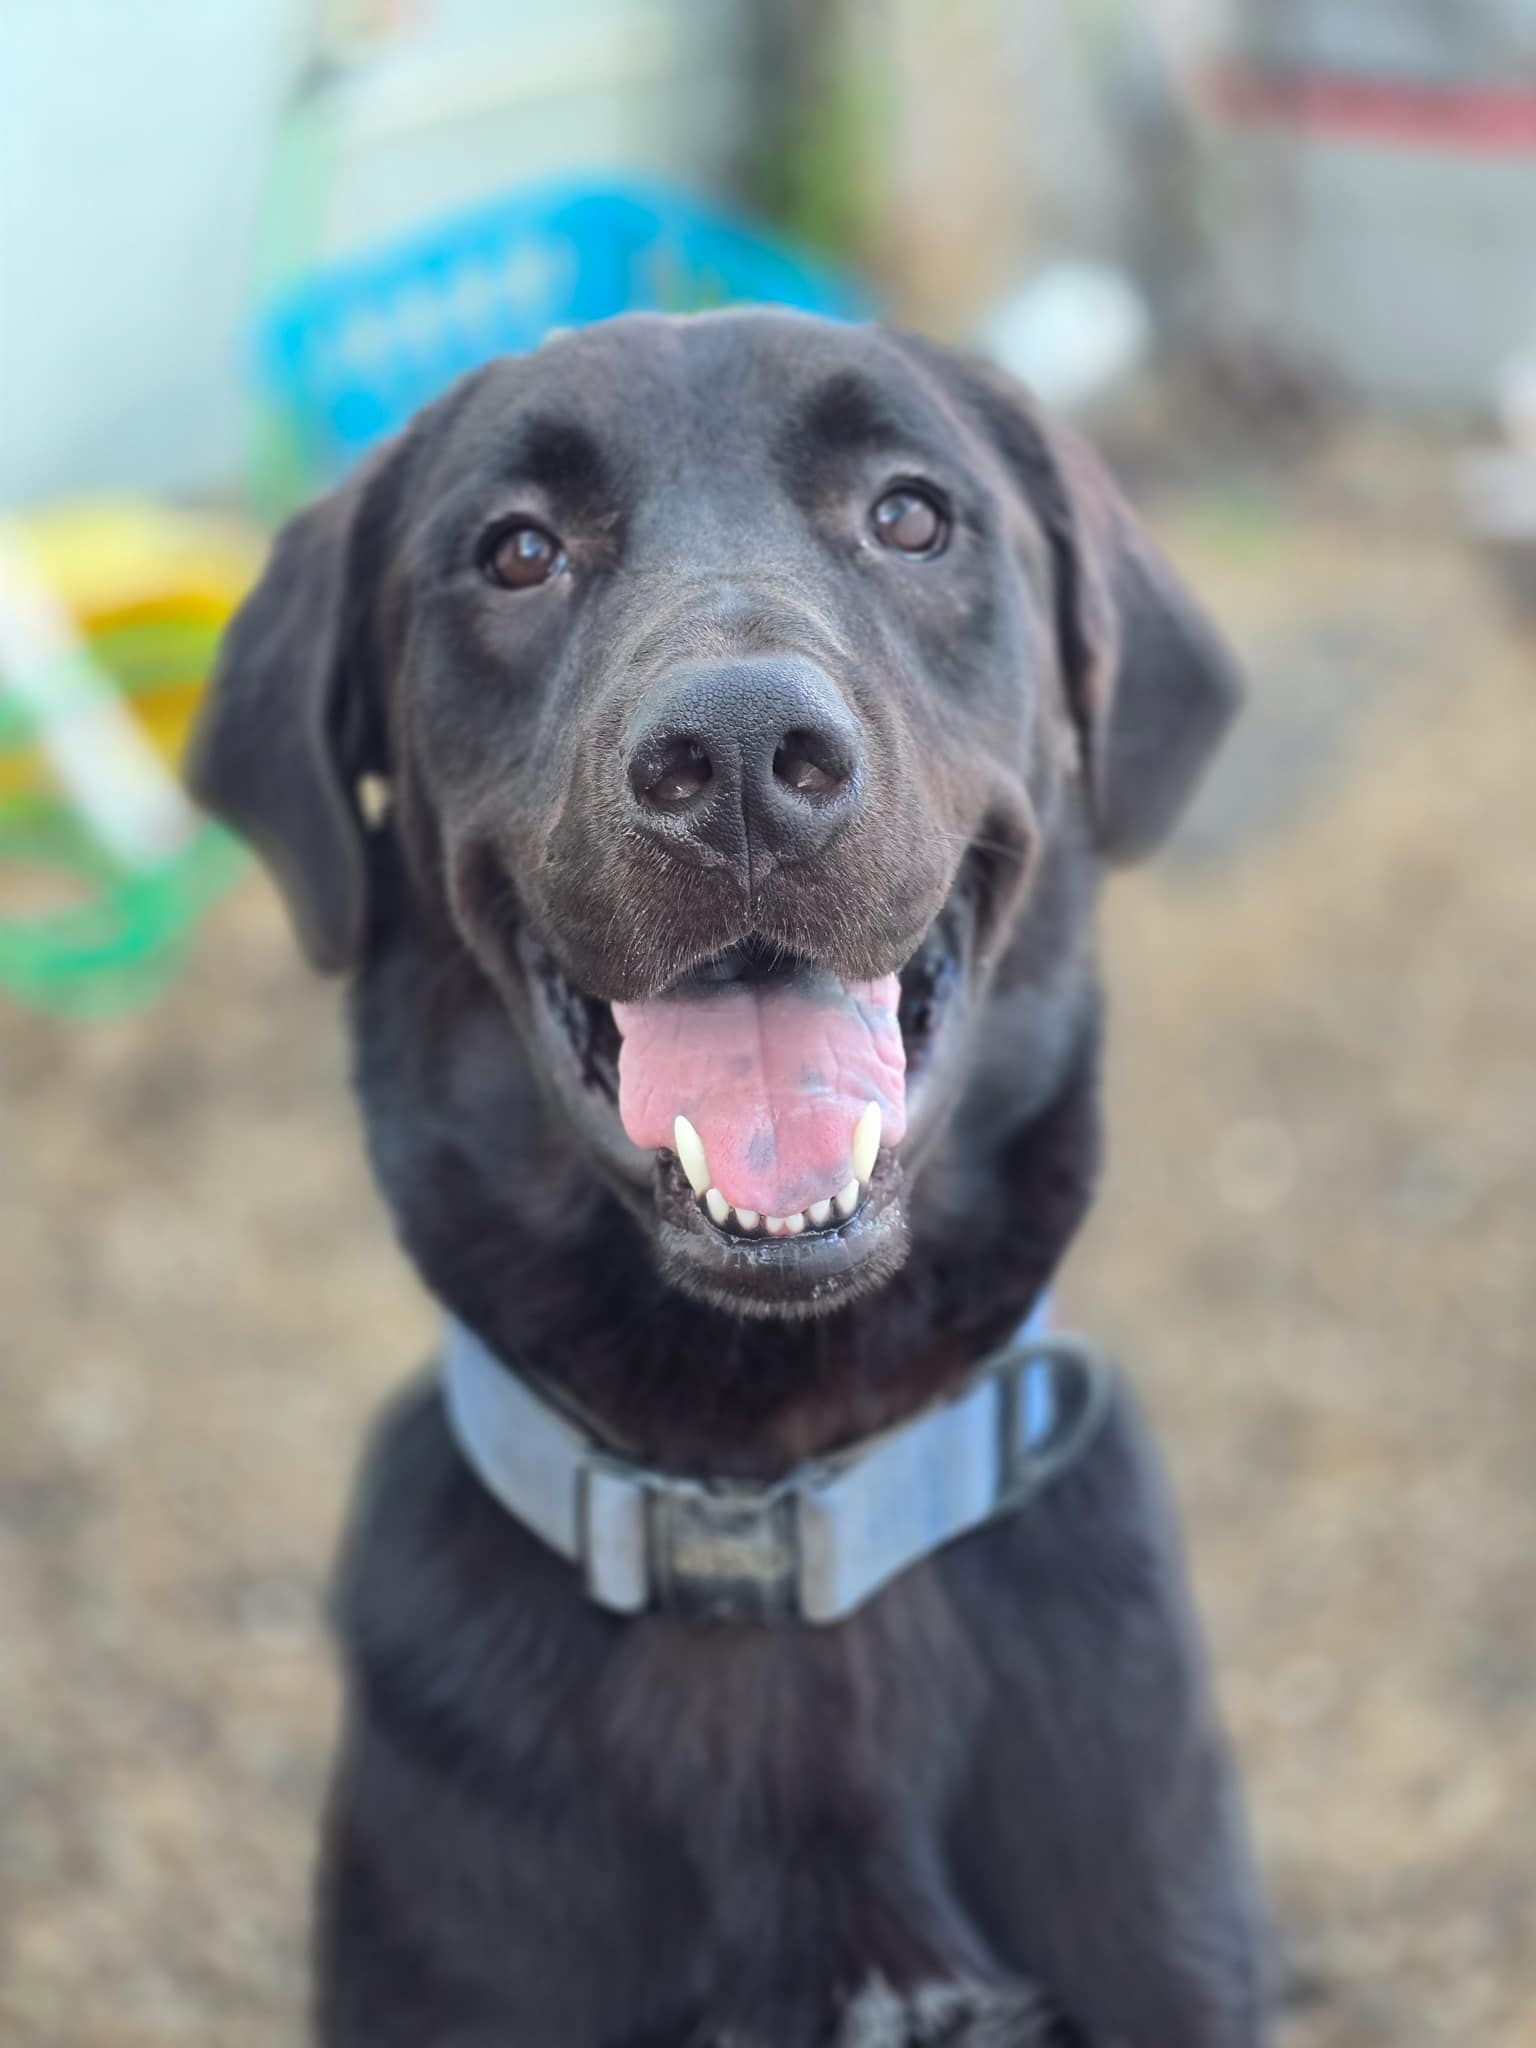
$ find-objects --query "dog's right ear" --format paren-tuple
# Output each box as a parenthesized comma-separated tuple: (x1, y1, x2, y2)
(187, 451, 400, 972)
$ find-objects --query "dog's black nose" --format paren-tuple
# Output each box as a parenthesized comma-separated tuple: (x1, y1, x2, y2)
(624, 656, 864, 866)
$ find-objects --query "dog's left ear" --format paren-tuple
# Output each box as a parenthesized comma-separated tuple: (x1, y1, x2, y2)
(906, 340, 1244, 861)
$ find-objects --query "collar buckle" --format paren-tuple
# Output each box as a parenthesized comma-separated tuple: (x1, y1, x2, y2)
(583, 1461, 799, 1623)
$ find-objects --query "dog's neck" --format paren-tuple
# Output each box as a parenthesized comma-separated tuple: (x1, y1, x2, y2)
(351, 859, 1103, 1478)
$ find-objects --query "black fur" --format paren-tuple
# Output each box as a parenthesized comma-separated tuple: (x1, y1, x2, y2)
(190, 312, 1269, 2045)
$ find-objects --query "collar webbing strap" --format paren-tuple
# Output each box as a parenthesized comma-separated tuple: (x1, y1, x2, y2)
(441, 1303, 1112, 1627)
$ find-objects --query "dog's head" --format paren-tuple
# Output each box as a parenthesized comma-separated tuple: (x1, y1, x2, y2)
(192, 312, 1238, 1320)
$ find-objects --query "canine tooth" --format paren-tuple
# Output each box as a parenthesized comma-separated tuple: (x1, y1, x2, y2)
(764, 1216, 787, 1235)
(704, 1186, 730, 1225)
(833, 1178, 861, 1220)
(807, 1198, 833, 1228)
(851, 1101, 881, 1183)
(673, 1115, 710, 1195)
(734, 1207, 760, 1232)
(784, 1211, 806, 1234)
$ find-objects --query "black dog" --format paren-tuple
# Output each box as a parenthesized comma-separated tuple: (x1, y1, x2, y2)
(191, 311, 1270, 2046)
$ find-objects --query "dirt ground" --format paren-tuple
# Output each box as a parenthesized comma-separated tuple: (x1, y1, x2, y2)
(2, 430, 1533, 2045)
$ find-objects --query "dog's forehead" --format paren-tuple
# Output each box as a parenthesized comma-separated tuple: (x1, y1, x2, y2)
(434, 313, 970, 485)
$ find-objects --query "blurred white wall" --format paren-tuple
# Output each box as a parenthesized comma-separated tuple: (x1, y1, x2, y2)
(310, 0, 753, 261)
(1208, 0, 1536, 407)
(1, 0, 309, 508)
(0, 0, 754, 512)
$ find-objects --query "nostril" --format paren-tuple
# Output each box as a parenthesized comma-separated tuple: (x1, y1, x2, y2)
(634, 737, 713, 810)
(773, 729, 852, 803)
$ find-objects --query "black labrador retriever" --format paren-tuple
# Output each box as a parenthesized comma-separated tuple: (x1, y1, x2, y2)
(190, 311, 1271, 2046)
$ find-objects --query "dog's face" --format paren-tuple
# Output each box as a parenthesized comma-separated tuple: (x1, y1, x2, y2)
(192, 312, 1238, 1319)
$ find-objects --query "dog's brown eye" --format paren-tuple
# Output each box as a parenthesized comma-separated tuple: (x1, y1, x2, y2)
(871, 486, 948, 558)
(481, 520, 566, 590)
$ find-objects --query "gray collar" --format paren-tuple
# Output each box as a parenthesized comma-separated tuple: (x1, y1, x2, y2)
(441, 1306, 1112, 1627)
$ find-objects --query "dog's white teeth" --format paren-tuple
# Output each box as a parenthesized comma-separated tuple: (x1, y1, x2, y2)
(851, 1101, 882, 1184)
(673, 1115, 711, 1196)
(704, 1186, 860, 1239)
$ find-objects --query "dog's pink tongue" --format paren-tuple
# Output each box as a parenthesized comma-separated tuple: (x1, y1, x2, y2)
(613, 972, 906, 1217)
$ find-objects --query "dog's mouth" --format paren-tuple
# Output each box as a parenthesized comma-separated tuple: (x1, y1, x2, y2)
(523, 882, 975, 1316)
(615, 952, 905, 1234)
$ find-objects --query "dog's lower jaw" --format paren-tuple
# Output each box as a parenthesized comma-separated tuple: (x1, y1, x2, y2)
(652, 1155, 915, 1322)
(655, 1224, 914, 1323)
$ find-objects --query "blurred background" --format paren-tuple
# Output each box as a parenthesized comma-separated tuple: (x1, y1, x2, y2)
(2, 2, 1534, 2042)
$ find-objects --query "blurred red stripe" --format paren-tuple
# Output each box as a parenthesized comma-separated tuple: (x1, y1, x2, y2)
(1204, 61, 1536, 155)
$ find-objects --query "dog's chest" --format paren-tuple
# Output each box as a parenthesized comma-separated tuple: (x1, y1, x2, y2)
(559, 1568, 1010, 2034)
(597, 1561, 989, 1843)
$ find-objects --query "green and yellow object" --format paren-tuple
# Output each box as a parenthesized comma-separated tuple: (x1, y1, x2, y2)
(0, 500, 262, 1015)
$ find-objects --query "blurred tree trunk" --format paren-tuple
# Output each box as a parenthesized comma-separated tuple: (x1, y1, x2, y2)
(739, 0, 1232, 344)
(856, 0, 1037, 334)
(739, 0, 859, 259)
(740, 0, 1043, 333)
